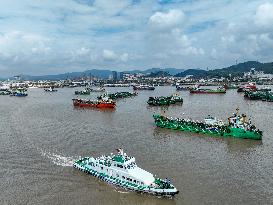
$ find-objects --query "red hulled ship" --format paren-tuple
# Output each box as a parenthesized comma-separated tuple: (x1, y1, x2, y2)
(72, 99, 116, 108)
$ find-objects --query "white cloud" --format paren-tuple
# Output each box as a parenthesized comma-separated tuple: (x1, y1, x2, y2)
(102, 49, 117, 61)
(120, 53, 129, 62)
(0, 0, 273, 76)
(149, 9, 185, 30)
(255, 3, 273, 28)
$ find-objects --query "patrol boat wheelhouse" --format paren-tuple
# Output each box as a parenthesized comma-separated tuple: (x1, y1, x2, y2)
(73, 149, 179, 197)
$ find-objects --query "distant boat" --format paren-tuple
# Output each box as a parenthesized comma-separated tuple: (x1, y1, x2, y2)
(0, 89, 11, 95)
(44, 87, 58, 92)
(176, 85, 190, 91)
(133, 85, 155, 90)
(75, 88, 90, 95)
(72, 98, 116, 108)
(10, 90, 28, 97)
(237, 82, 256, 92)
(88, 87, 106, 92)
(190, 87, 226, 94)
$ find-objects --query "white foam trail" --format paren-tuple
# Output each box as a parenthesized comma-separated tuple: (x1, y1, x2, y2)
(41, 150, 80, 167)
(113, 187, 130, 194)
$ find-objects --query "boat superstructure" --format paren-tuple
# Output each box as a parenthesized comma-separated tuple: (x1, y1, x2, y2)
(73, 149, 179, 197)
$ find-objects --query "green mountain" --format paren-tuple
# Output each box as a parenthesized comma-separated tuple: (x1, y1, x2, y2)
(175, 61, 273, 78)
(145, 71, 171, 78)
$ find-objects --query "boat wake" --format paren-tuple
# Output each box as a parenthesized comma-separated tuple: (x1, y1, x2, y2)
(40, 150, 80, 167)
(113, 187, 130, 194)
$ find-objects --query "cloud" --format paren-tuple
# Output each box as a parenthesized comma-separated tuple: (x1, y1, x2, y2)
(102, 49, 117, 61)
(149, 9, 185, 30)
(255, 3, 273, 28)
(0, 0, 273, 76)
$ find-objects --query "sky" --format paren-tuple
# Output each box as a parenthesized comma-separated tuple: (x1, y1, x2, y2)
(0, 0, 273, 76)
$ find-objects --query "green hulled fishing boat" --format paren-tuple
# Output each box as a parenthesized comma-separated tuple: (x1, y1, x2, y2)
(98, 92, 137, 100)
(75, 89, 90, 95)
(244, 90, 273, 102)
(153, 110, 262, 140)
(147, 94, 183, 106)
(73, 149, 179, 197)
(0, 89, 11, 95)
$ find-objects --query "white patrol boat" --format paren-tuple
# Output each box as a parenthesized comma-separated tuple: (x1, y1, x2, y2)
(73, 149, 179, 197)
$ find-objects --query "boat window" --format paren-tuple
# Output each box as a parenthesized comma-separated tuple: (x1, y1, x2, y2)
(122, 176, 125, 179)
(133, 180, 136, 183)
(101, 167, 103, 170)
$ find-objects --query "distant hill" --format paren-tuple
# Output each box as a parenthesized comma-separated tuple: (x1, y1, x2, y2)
(145, 71, 171, 78)
(4, 61, 273, 80)
(21, 69, 113, 80)
(175, 61, 273, 78)
(17, 67, 185, 80)
(124, 68, 185, 75)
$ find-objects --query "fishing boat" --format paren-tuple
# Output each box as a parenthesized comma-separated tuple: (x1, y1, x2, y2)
(0, 89, 11, 95)
(223, 84, 239, 89)
(10, 90, 28, 97)
(257, 86, 271, 92)
(75, 89, 90, 95)
(72, 98, 116, 108)
(147, 94, 183, 106)
(89, 87, 106, 92)
(98, 92, 137, 100)
(44, 87, 58, 92)
(244, 90, 273, 102)
(237, 82, 257, 92)
(176, 85, 190, 91)
(153, 109, 262, 140)
(190, 87, 226, 94)
(133, 85, 155, 91)
(73, 149, 179, 197)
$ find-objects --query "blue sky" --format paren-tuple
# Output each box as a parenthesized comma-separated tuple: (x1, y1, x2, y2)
(0, 0, 273, 76)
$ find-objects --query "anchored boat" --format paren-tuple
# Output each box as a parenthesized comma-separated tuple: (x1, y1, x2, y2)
(176, 85, 190, 91)
(237, 82, 257, 92)
(190, 87, 226, 94)
(10, 90, 28, 97)
(98, 92, 137, 100)
(0, 89, 11, 95)
(89, 87, 106, 92)
(224, 84, 239, 89)
(73, 149, 179, 197)
(244, 90, 273, 102)
(133, 85, 155, 91)
(147, 94, 183, 106)
(153, 110, 262, 140)
(72, 98, 116, 108)
(44, 87, 58, 92)
(75, 89, 90, 95)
